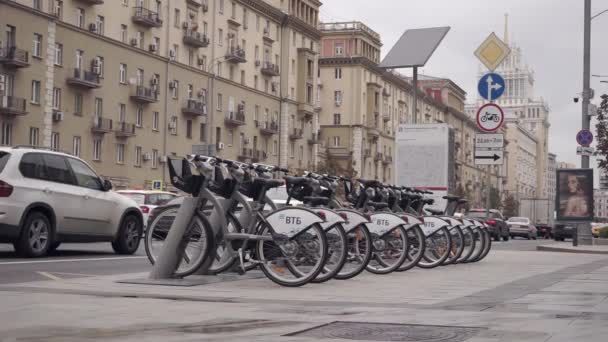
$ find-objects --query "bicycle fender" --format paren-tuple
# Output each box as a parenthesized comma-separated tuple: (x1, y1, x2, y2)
(402, 214, 423, 230)
(334, 209, 370, 233)
(316, 208, 346, 231)
(265, 207, 324, 238)
(440, 216, 462, 228)
(460, 218, 476, 229)
(367, 213, 406, 236)
(420, 216, 450, 236)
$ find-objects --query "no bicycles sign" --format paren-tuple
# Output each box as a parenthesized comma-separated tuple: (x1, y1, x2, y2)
(476, 103, 504, 132)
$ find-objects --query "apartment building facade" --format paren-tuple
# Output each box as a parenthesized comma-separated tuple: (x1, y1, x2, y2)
(0, 0, 321, 188)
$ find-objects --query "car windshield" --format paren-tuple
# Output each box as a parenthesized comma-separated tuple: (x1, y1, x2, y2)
(0, 152, 9, 174)
(508, 217, 529, 223)
(120, 193, 146, 205)
(466, 211, 488, 219)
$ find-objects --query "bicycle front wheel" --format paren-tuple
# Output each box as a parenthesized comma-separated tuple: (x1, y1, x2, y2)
(312, 223, 348, 283)
(257, 223, 328, 287)
(334, 224, 373, 280)
(443, 226, 465, 266)
(366, 226, 409, 275)
(145, 205, 214, 277)
(397, 225, 426, 272)
(456, 227, 476, 263)
(417, 227, 452, 269)
(475, 228, 492, 262)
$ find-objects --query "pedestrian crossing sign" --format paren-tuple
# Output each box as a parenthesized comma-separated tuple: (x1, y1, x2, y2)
(152, 180, 163, 190)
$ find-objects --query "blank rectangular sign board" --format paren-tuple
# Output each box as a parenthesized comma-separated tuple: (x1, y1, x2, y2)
(379, 27, 451, 68)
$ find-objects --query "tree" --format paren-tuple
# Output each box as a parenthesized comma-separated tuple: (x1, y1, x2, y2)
(595, 94, 608, 171)
(503, 194, 519, 218)
(489, 187, 502, 209)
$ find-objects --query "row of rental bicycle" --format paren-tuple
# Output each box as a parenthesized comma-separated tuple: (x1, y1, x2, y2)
(144, 155, 493, 287)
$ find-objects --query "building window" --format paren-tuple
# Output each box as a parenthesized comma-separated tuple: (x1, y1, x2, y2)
(119, 63, 127, 84)
(171, 80, 179, 99)
(200, 123, 206, 142)
(136, 31, 144, 49)
(273, 140, 278, 155)
(54, 43, 63, 65)
(93, 139, 101, 161)
(33, 0, 42, 10)
(254, 75, 258, 89)
(1, 123, 12, 146)
(334, 91, 342, 106)
(96, 15, 105, 35)
(134, 146, 142, 167)
(335, 43, 344, 56)
(29, 127, 39, 146)
(116, 144, 125, 164)
(136, 105, 143, 127)
(120, 25, 127, 43)
(94, 97, 103, 117)
(333, 113, 341, 125)
(118, 103, 126, 122)
(33, 33, 42, 58)
(335, 68, 342, 80)
(76, 8, 85, 28)
(217, 93, 223, 111)
(218, 29, 224, 46)
(95, 56, 104, 77)
(52, 88, 61, 110)
(72, 136, 81, 157)
(31, 80, 41, 104)
(51, 132, 59, 151)
(219, 0, 224, 14)
(74, 93, 83, 115)
(170, 116, 177, 135)
(174, 8, 180, 28)
(152, 111, 159, 131)
(186, 120, 192, 139)
(333, 136, 340, 147)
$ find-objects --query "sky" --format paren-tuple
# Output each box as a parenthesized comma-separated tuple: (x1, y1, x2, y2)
(320, 0, 608, 170)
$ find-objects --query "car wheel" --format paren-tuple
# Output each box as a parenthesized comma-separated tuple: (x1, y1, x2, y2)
(494, 233, 500, 242)
(15, 211, 52, 258)
(503, 234, 509, 241)
(112, 214, 142, 255)
(49, 242, 61, 253)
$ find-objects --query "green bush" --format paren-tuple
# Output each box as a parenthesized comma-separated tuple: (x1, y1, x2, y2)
(599, 227, 608, 239)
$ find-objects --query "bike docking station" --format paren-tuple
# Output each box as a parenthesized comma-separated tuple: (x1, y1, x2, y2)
(120, 196, 265, 287)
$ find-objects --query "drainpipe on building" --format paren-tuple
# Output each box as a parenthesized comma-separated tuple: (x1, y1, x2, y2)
(161, 0, 172, 187)
(278, 13, 290, 168)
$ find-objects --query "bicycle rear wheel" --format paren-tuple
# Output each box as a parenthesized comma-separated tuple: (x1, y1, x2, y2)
(475, 229, 492, 262)
(456, 227, 476, 263)
(257, 223, 328, 287)
(417, 227, 452, 269)
(465, 228, 485, 263)
(334, 225, 373, 280)
(366, 226, 409, 275)
(396, 225, 426, 272)
(443, 227, 465, 266)
(145, 206, 214, 277)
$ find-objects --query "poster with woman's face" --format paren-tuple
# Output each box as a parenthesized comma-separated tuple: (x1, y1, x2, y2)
(556, 169, 593, 221)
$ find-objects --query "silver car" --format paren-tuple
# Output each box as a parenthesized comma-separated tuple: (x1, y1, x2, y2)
(507, 217, 537, 240)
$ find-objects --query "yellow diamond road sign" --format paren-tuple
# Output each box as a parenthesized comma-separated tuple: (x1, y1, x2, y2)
(474, 32, 511, 71)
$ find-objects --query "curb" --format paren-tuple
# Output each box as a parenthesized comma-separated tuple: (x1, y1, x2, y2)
(537, 246, 608, 255)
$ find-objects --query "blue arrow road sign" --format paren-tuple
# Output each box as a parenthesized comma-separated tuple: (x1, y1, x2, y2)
(576, 129, 594, 147)
(478, 73, 505, 101)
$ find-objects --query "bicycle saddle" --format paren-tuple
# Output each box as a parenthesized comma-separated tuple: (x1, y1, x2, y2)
(426, 208, 444, 216)
(457, 199, 468, 204)
(443, 195, 462, 202)
(257, 178, 284, 189)
(303, 196, 331, 206)
(422, 198, 435, 205)
(358, 179, 380, 188)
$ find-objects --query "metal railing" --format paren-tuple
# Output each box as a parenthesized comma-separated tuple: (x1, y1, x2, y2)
(0, 46, 29, 64)
(226, 111, 245, 123)
(0, 96, 27, 113)
(261, 62, 280, 75)
(92, 117, 113, 131)
(183, 30, 209, 47)
(115, 121, 136, 135)
(71, 68, 100, 84)
(318, 21, 381, 41)
(184, 99, 207, 114)
(132, 7, 163, 26)
(132, 86, 158, 101)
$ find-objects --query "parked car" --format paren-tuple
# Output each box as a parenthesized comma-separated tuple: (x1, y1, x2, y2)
(506, 217, 537, 240)
(465, 209, 510, 241)
(553, 222, 576, 241)
(0, 147, 143, 257)
(536, 224, 553, 239)
(117, 190, 178, 228)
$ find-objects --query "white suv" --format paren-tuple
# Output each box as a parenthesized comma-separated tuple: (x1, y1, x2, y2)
(0, 147, 143, 257)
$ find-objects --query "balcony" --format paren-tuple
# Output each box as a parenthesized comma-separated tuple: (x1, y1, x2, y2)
(75, 0, 104, 4)
(382, 88, 391, 97)
(66, 68, 100, 89)
(289, 128, 303, 140)
(252, 150, 267, 163)
(383, 155, 393, 165)
(261, 62, 280, 77)
(115, 122, 136, 138)
(132, 7, 163, 28)
(0, 46, 29, 68)
(186, 0, 203, 8)
(367, 127, 380, 139)
(382, 112, 390, 122)
(130, 86, 158, 103)
(183, 30, 210, 48)
(297, 103, 315, 121)
(374, 153, 383, 162)
(259, 121, 278, 135)
(327, 147, 351, 160)
(238, 148, 252, 161)
(225, 46, 246, 63)
(227, 17, 241, 27)
(364, 149, 371, 158)
(182, 99, 207, 118)
(224, 110, 245, 126)
(0, 96, 27, 116)
(263, 30, 275, 44)
(91, 117, 113, 134)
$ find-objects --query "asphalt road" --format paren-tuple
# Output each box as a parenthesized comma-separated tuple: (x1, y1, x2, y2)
(0, 237, 573, 285)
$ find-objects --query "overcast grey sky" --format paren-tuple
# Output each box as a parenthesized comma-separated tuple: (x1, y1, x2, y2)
(320, 0, 608, 169)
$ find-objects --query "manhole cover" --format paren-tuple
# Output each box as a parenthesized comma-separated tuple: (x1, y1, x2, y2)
(286, 321, 485, 341)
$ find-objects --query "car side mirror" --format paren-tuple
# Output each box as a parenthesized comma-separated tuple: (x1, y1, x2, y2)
(102, 179, 113, 192)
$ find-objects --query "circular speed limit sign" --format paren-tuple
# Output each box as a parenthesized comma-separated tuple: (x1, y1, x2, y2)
(476, 104, 505, 132)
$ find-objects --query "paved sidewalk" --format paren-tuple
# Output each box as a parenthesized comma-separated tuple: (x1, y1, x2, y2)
(1, 250, 608, 341)
(537, 244, 608, 255)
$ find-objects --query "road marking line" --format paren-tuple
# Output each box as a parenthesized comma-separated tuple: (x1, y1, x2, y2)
(50, 272, 99, 277)
(0, 256, 147, 266)
(36, 271, 62, 281)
